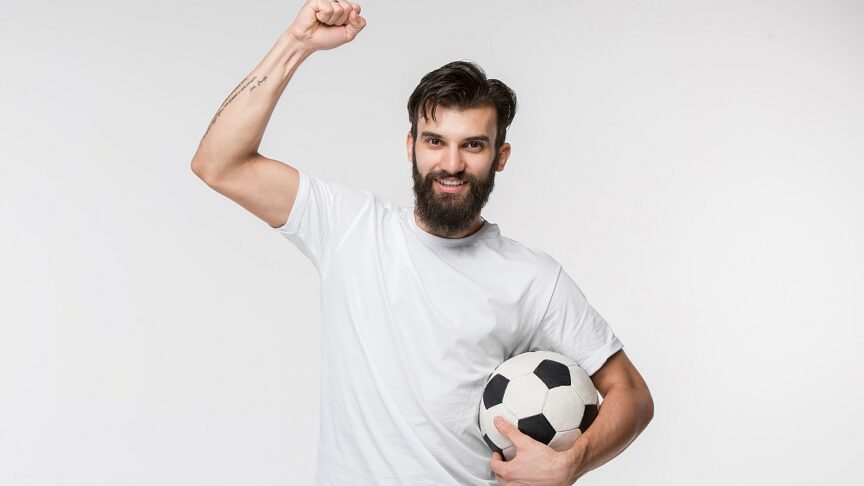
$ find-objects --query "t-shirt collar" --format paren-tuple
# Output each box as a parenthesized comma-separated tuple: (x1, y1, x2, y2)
(407, 209, 495, 247)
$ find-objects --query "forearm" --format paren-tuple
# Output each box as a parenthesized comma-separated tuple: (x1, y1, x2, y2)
(567, 385, 654, 482)
(191, 31, 312, 180)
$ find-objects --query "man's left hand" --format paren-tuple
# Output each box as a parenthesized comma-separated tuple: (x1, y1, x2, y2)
(489, 416, 582, 485)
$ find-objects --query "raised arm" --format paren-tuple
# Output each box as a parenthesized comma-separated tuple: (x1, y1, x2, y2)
(190, 0, 366, 228)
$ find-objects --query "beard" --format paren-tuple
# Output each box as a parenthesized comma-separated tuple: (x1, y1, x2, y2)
(411, 146, 498, 237)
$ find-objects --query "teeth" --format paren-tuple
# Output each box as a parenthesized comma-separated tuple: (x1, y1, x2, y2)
(438, 179, 466, 186)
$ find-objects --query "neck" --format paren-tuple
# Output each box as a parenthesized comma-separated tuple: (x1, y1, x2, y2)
(413, 210, 486, 239)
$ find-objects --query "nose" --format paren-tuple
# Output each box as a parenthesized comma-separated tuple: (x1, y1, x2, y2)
(439, 146, 466, 176)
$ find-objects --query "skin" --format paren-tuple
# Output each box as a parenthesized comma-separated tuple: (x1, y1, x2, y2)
(406, 105, 512, 239)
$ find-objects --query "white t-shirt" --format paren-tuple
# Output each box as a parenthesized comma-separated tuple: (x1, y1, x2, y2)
(274, 170, 624, 485)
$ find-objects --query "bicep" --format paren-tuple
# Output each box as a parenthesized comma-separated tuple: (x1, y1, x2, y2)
(202, 153, 300, 229)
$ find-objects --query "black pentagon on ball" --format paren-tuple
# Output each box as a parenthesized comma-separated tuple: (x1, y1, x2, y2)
(580, 404, 599, 431)
(483, 374, 510, 409)
(533, 359, 571, 389)
(518, 414, 556, 445)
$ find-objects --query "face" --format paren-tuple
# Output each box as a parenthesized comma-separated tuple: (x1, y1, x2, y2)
(408, 105, 511, 236)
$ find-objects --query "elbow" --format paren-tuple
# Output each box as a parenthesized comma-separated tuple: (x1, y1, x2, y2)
(190, 161, 202, 179)
(190, 142, 219, 180)
(190, 156, 209, 179)
(190, 156, 220, 184)
(190, 152, 255, 184)
(641, 388, 655, 428)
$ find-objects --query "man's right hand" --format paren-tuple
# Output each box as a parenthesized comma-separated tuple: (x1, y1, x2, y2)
(287, 0, 367, 52)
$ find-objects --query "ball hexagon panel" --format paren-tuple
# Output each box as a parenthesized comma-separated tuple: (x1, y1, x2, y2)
(548, 428, 582, 452)
(501, 373, 548, 418)
(542, 386, 585, 431)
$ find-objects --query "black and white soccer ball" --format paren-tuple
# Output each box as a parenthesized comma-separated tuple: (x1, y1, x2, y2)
(478, 350, 599, 461)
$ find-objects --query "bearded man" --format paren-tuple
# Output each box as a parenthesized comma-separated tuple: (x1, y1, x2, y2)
(191, 1, 653, 484)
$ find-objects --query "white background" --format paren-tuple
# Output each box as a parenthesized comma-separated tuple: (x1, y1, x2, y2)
(2, 0, 862, 484)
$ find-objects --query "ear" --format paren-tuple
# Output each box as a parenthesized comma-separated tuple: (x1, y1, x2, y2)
(495, 143, 512, 172)
(406, 131, 414, 163)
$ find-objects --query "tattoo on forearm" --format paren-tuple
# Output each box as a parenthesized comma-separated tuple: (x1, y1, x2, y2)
(202, 74, 270, 140)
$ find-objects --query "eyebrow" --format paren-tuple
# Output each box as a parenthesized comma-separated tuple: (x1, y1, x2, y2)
(420, 131, 491, 143)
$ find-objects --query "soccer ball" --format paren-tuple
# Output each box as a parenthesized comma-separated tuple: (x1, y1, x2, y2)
(478, 350, 599, 461)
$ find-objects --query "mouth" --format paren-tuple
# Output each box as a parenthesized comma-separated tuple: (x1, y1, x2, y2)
(436, 179, 468, 193)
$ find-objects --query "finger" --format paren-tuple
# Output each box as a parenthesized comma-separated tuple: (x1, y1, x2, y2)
(328, 0, 347, 25)
(493, 416, 527, 447)
(315, 9, 333, 24)
(490, 450, 510, 476)
(295, 0, 321, 26)
(332, 0, 352, 25)
(314, 0, 337, 24)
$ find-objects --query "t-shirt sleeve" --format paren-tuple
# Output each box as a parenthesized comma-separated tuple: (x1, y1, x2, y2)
(529, 266, 624, 376)
(271, 169, 372, 276)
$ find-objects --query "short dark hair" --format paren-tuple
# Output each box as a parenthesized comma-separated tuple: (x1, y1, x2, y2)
(407, 60, 517, 153)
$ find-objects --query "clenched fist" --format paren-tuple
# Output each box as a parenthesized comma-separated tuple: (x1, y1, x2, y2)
(287, 0, 367, 52)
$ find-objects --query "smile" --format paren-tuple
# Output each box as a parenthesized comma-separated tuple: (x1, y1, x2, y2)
(436, 180, 468, 193)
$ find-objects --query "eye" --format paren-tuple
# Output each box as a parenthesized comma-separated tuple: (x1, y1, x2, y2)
(466, 141, 484, 150)
(426, 137, 441, 146)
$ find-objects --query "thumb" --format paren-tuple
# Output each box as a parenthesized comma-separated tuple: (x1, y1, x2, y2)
(494, 416, 527, 447)
(345, 8, 366, 37)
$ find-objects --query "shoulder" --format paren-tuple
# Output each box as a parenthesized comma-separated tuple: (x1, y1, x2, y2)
(492, 232, 562, 273)
(302, 170, 376, 200)
(299, 170, 389, 215)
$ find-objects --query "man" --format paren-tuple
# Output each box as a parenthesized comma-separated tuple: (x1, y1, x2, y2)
(191, 1, 654, 484)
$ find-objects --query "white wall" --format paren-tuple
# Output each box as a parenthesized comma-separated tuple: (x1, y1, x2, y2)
(1, 0, 862, 484)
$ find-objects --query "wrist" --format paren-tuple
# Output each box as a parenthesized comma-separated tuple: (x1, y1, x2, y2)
(566, 437, 589, 482)
(279, 29, 317, 57)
